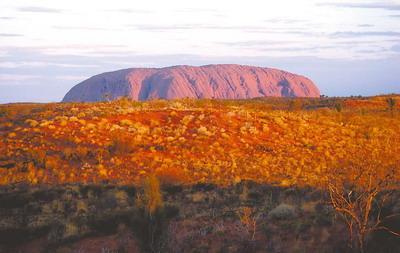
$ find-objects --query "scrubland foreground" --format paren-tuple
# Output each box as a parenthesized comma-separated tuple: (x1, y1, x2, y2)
(0, 96, 400, 252)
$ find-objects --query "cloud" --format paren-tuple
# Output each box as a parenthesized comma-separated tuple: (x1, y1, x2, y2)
(127, 24, 319, 36)
(55, 75, 87, 81)
(215, 41, 339, 53)
(127, 23, 303, 32)
(391, 14, 400, 18)
(0, 74, 40, 82)
(334, 40, 384, 46)
(0, 33, 22, 37)
(16, 6, 62, 13)
(355, 48, 388, 54)
(174, 8, 225, 16)
(128, 24, 211, 31)
(128, 24, 215, 32)
(0, 17, 14, 20)
(255, 45, 337, 53)
(109, 8, 153, 14)
(391, 44, 400, 52)
(0, 45, 129, 57)
(218, 40, 299, 47)
(358, 24, 374, 27)
(52, 26, 117, 31)
(264, 18, 307, 24)
(175, 8, 221, 13)
(318, 2, 400, 11)
(331, 31, 400, 38)
(0, 61, 98, 68)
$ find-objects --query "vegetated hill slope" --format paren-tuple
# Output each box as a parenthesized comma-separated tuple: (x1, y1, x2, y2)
(62, 64, 320, 102)
(0, 97, 400, 253)
(1, 97, 399, 186)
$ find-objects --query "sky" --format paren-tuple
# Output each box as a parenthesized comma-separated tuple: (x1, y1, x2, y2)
(0, 0, 400, 103)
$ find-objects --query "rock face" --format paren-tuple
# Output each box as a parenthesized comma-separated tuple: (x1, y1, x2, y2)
(62, 64, 320, 102)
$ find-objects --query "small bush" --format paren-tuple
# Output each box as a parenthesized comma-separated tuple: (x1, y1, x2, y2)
(133, 175, 171, 253)
(192, 183, 215, 192)
(334, 102, 343, 112)
(0, 107, 7, 117)
(156, 167, 188, 185)
(142, 175, 163, 216)
(108, 132, 135, 155)
(162, 184, 183, 195)
(114, 190, 129, 207)
(29, 149, 46, 168)
(75, 146, 89, 161)
(295, 219, 312, 234)
(268, 203, 296, 220)
(163, 205, 180, 219)
(62, 222, 79, 240)
(386, 97, 396, 111)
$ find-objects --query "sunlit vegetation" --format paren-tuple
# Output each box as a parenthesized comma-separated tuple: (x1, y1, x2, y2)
(0, 96, 399, 188)
(0, 96, 399, 252)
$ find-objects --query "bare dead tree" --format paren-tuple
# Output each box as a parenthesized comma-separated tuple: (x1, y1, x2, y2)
(236, 207, 261, 241)
(328, 167, 400, 253)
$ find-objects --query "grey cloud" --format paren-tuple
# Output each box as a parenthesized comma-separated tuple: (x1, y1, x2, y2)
(175, 9, 226, 18)
(127, 24, 256, 32)
(391, 44, 400, 52)
(0, 74, 41, 82)
(127, 24, 309, 32)
(175, 8, 222, 14)
(175, 8, 226, 18)
(391, 14, 400, 18)
(334, 40, 384, 46)
(218, 40, 299, 47)
(128, 24, 201, 31)
(128, 24, 319, 36)
(52, 26, 118, 31)
(11, 44, 129, 54)
(0, 17, 14, 20)
(108, 8, 153, 14)
(215, 41, 338, 52)
(0, 47, 103, 75)
(318, 2, 400, 11)
(255, 45, 338, 52)
(246, 30, 320, 36)
(275, 31, 318, 36)
(331, 31, 400, 38)
(128, 24, 243, 31)
(385, 39, 400, 43)
(0, 61, 99, 69)
(358, 24, 374, 27)
(0, 33, 23, 37)
(355, 48, 389, 54)
(264, 18, 307, 24)
(17, 6, 62, 13)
